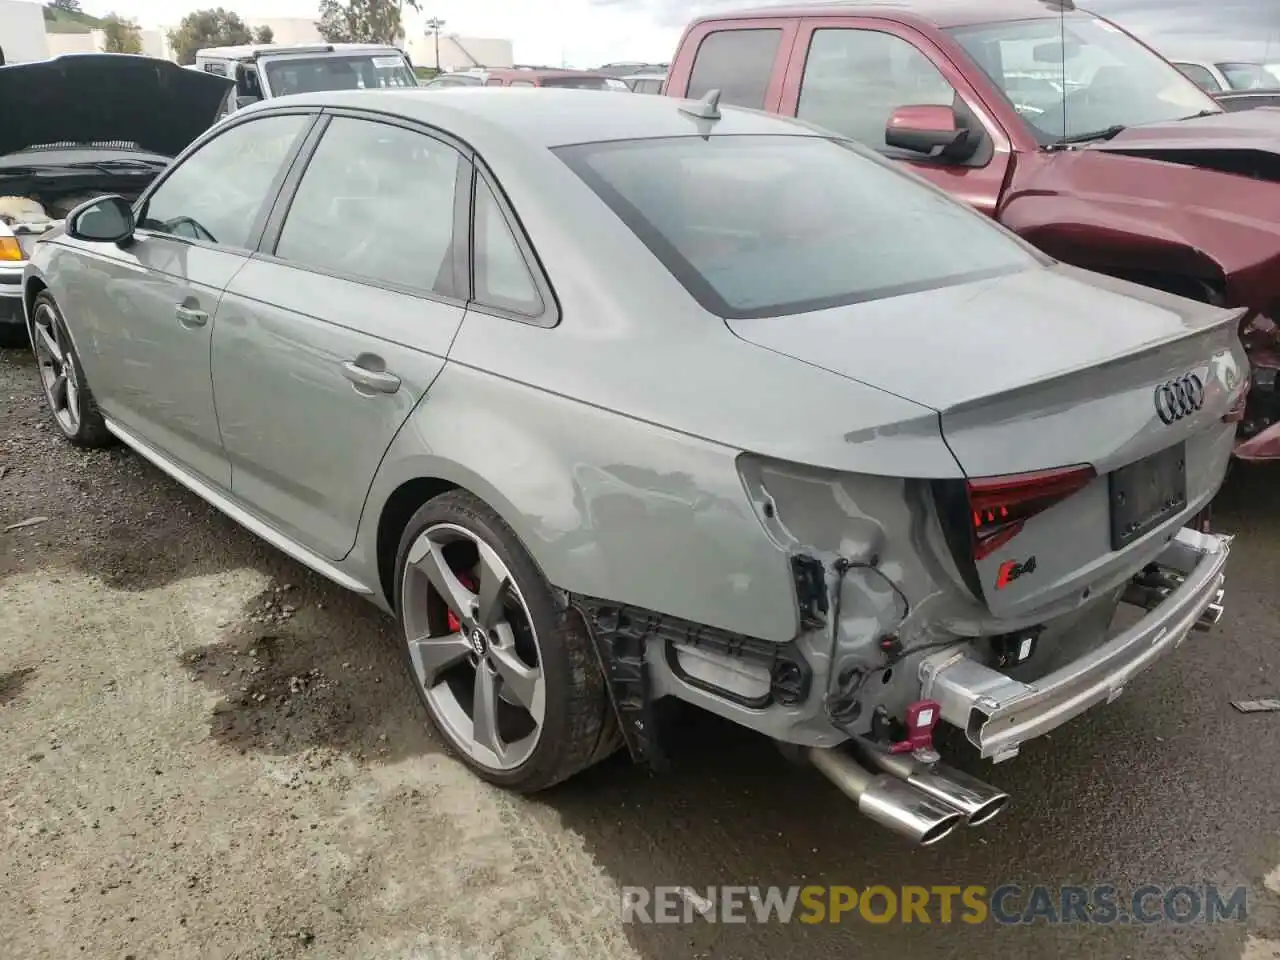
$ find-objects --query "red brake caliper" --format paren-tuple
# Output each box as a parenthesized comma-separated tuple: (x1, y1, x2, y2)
(446, 570, 478, 634)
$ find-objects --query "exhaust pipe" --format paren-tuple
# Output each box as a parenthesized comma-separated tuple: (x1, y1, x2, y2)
(854, 746, 1010, 827)
(1124, 568, 1225, 633)
(807, 747, 964, 846)
(1194, 588, 1225, 632)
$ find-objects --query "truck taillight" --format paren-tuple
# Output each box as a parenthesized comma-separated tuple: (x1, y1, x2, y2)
(967, 465, 1096, 560)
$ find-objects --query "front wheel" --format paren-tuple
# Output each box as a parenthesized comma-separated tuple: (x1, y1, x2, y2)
(30, 292, 113, 448)
(393, 490, 620, 792)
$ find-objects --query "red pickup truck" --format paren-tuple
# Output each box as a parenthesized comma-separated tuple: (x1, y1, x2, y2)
(664, 0, 1280, 460)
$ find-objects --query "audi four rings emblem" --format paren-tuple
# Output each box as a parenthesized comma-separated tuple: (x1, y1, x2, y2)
(1154, 373, 1205, 424)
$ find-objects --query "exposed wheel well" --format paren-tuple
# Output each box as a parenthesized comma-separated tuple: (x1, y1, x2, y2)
(24, 278, 47, 331)
(376, 477, 459, 609)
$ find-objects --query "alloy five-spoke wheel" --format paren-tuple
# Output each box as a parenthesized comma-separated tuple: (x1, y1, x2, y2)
(33, 301, 81, 436)
(402, 522, 547, 771)
(393, 491, 620, 792)
(29, 293, 112, 448)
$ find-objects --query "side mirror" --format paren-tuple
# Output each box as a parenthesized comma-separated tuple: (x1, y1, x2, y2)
(885, 105, 978, 162)
(66, 195, 135, 244)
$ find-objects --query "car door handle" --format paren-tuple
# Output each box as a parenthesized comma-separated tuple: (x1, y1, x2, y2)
(341, 360, 401, 395)
(175, 305, 208, 328)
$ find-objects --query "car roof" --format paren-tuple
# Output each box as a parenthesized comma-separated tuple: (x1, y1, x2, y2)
(197, 42, 399, 60)
(250, 87, 828, 148)
(690, 0, 1080, 30)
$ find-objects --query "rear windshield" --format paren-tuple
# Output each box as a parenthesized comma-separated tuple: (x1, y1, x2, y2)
(555, 135, 1037, 319)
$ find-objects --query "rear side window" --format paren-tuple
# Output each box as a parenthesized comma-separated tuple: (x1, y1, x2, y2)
(557, 135, 1037, 319)
(473, 177, 543, 317)
(686, 29, 781, 109)
(274, 117, 463, 296)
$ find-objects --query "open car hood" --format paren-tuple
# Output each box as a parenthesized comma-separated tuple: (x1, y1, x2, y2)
(0, 54, 233, 160)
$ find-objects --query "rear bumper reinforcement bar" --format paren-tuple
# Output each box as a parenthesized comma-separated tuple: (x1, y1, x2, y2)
(918, 527, 1231, 762)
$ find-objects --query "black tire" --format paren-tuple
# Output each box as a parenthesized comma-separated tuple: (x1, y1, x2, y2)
(31, 292, 114, 449)
(393, 489, 621, 792)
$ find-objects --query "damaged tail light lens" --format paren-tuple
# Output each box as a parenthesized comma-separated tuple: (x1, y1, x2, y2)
(967, 464, 1096, 560)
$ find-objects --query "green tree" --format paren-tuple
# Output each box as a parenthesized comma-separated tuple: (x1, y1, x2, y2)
(48, 0, 83, 12)
(316, 0, 419, 45)
(253, 25, 275, 43)
(166, 7, 255, 65)
(101, 14, 143, 54)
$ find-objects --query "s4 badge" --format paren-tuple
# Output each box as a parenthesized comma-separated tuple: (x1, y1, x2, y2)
(995, 556, 1037, 590)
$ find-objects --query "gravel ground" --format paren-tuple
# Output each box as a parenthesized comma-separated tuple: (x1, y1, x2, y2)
(2, 341, 1280, 960)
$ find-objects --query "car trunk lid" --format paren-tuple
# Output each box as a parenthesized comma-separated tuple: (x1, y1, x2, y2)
(727, 263, 1247, 617)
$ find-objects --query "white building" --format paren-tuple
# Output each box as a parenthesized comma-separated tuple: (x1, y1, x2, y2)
(404, 33, 513, 71)
(246, 17, 323, 45)
(0, 0, 50, 63)
(46, 27, 164, 59)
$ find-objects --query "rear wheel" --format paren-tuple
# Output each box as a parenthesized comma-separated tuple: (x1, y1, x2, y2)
(30, 293, 113, 448)
(393, 490, 620, 792)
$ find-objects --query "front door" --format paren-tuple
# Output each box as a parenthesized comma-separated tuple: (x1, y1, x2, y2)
(78, 112, 315, 487)
(779, 18, 1012, 217)
(211, 114, 469, 560)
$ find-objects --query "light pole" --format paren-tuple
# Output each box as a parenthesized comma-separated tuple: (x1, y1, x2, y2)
(425, 16, 445, 71)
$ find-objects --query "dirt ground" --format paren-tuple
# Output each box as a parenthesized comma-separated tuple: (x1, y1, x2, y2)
(3, 341, 1280, 960)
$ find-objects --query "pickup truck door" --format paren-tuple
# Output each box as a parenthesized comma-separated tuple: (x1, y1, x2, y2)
(778, 17, 1012, 217)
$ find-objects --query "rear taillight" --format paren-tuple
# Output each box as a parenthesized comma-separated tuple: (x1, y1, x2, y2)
(1224, 377, 1250, 424)
(967, 465, 1096, 560)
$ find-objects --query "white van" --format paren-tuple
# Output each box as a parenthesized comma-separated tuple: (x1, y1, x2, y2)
(193, 42, 418, 112)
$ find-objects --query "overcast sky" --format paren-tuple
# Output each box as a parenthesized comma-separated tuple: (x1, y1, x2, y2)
(75, 0, 1280, 67)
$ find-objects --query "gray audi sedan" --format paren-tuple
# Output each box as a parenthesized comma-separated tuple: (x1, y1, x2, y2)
(21, 88, 1243, 845)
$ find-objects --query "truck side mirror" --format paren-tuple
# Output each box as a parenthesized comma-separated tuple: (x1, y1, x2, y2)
(885, 104, 978, 163)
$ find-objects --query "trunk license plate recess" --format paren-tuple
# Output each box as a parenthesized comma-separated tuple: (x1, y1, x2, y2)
(1109, 441, 1187, 551)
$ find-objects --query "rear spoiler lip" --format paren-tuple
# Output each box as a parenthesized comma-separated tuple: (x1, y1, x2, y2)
(937, 305, 1248, 418)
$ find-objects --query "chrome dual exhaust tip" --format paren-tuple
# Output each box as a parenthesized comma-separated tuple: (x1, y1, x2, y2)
(806, 747, 964, 846)
(854, 746, 1010, 827)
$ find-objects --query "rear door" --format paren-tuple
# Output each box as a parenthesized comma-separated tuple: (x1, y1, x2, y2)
(211, 112, 470, 561)
(779, 18, 1012, 216)
(665, 17, 799, 114)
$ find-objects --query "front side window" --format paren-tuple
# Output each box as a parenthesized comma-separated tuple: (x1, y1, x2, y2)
(797, 29, 960, 150)
(557, 134, 1037, 319)
(686, 28, 781, 109)
(948, 13, 1219, 144)
(274, 117, 462, 295)
(139, 114, 308, 248)
(263, 54, 416, 95)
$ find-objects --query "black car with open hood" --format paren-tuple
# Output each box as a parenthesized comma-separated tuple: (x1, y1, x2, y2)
(0, 54, 233, 345)
(0, 53, 233, 160)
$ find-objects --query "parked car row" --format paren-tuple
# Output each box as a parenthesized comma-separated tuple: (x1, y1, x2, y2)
(663, 0, 1280, 462)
